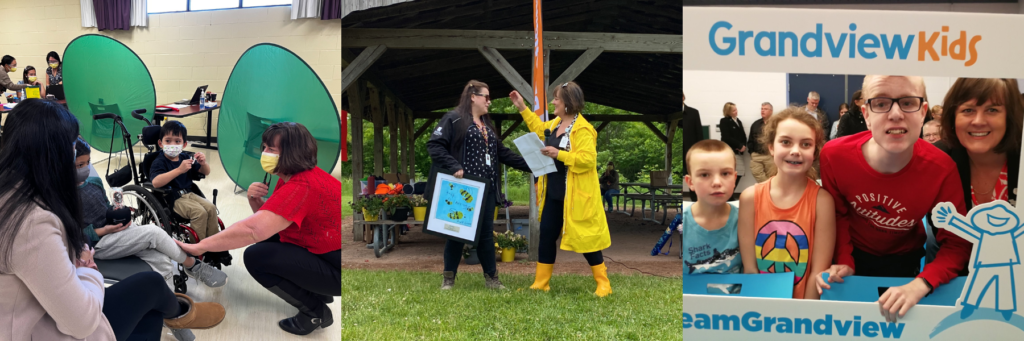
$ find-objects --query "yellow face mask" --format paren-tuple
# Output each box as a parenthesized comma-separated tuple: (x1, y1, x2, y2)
(49, 63, 59, 69)
(27, 76, 36, 82)
(261, 152, 279, 174)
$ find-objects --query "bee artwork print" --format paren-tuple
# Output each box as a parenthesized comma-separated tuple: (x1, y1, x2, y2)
(448, 210, 464, 220)
(459, 189, 473, 203)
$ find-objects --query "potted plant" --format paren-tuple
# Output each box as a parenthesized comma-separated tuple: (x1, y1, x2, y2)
(410, 195, 428, 221)
(495, 230, 528, 262)
(383, 195, 412, 222)
(349, 199, 364, 221)
(361, 195, 384, 222)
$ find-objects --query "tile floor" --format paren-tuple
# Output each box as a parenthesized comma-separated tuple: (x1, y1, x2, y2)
(90, 143, 342, 341)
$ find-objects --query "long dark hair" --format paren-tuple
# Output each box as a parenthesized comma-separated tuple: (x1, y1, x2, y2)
(0, 99, 85, 273)
(941, 78, 1023, 153)
(452, 80, 497, 137)
(47, 51, 61, 66)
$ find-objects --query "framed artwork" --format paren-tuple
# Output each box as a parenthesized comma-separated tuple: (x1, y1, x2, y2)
(422, 168, 491, 247)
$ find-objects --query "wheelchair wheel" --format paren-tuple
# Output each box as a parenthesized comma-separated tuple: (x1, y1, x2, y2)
(122, 185, 171, 231)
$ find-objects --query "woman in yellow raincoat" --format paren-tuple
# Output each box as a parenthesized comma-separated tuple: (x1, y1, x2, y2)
(510, 82, 613, 297)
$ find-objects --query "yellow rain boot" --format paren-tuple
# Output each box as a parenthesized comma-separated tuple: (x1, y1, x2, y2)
(529, 263, 553, 291)
(591, 263, 612, 297)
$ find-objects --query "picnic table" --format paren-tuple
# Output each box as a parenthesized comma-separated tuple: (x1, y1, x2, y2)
(616, 183, 683, 224)
(355, 218, 511, 257)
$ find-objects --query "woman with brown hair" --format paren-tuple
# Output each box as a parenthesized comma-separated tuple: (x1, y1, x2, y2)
(424, 80, 532, 291)
(931, 77, 1023, 232)
(177, 122, 341, 336)
(510, 82, 613, 297)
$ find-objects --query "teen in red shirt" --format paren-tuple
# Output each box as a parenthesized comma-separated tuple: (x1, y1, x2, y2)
(177, 122, 340, 336)
(816, 75, 972, 323)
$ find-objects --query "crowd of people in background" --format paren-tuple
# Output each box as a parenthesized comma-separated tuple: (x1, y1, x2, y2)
(1, 52, 63, 101)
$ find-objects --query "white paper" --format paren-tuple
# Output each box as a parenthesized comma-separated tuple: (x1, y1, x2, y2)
(166, 104, 190, 109)
(513, 132, 557, 177)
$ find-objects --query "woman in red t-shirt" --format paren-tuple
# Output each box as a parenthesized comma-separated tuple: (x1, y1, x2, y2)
(177, 122, 341, 336)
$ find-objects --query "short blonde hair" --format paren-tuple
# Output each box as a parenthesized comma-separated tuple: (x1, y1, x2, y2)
(808, 91, 820, 100)
(722, 102, 736, 117)
(931, 105, 943, 112)
(685, 140, 734, 175)
(923, 120, 941, 130)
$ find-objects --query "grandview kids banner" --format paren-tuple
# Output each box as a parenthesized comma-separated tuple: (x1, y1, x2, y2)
(683, 7, 1024, 340)
(683, 7, 1024, 79)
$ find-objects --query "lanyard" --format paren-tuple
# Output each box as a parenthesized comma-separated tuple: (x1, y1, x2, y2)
(553, 114, 579, 151)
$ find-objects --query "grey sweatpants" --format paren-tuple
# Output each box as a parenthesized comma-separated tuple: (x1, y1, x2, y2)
(94, 223, 189, 286)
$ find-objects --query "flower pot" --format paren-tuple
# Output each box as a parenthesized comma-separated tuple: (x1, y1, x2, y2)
(392, 207, 410, 222)
(464, 248, 480, 265)
(501, 247, 516, 262)
(362, 208, 379, 222)
(413, 206, 427, 221)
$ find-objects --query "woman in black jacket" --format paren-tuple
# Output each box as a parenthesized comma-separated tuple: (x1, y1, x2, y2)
(928, 78, 1022, 266)
(425, 80, 532, 291)
(719, 102, 747, 187)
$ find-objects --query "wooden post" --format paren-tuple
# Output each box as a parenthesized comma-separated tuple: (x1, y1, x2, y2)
(387, 98, 400, 174)
(348, 81, 366, 241)
(369, 87, 384, 175)
(403, 107, 411, 180)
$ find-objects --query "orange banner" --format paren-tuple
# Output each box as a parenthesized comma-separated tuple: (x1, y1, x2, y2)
(532, 0, 546, 120)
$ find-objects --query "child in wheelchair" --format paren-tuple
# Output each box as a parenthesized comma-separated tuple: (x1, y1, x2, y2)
(76, 137, 228, 290)
(149, 122, 221, 240)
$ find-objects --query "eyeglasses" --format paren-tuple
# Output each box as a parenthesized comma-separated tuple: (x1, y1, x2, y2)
(865, 96, 924, 114)
(473, 93, 490, 101)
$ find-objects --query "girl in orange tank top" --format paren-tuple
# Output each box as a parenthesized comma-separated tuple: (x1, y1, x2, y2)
(737, 107, 836, 299)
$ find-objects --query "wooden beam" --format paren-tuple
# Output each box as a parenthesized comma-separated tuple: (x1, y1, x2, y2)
(500, 120, 523, 140)
(548, 48, 603, 98)
(387, 97, 400, 173)
(343, 29, 682, 54)
(369, 87, 385, 175)
(342, 48, 407, 113)
(478, 46, 534, 106)
(595, 120, 611, 133)
(414, 118, 438, 138)
(643, 121, 668, 143)
(341, 44, 387, 93)
(348, 80, 366, 241)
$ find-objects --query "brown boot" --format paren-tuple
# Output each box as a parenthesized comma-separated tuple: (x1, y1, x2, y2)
(484, 272, 506, 290)
(441, 271, 456, 290)
(164, 293, 226, 330)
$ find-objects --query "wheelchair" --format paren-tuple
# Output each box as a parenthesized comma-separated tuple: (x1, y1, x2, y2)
(93, 110, 231, 294)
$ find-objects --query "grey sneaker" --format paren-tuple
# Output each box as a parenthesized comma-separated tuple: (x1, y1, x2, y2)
(484, 273, 506, 290)
(441, 271, 456, 290)
(185, 259, 228, 288)
(169, 328, 195, 341)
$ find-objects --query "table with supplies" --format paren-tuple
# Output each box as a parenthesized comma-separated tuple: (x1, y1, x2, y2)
(153, 103, 220, 150)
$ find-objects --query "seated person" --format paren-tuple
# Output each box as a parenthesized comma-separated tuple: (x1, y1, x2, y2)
(149, 121, 219, 241)
(76, 137, 227, 290)
(16, 66, 45, 98)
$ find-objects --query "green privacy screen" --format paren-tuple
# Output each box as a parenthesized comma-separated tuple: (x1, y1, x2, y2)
(219, 44, 341, 196)
(63, 34, 156, 153)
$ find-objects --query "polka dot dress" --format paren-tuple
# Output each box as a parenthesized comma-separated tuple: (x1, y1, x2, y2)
(464, 124, 499, 190)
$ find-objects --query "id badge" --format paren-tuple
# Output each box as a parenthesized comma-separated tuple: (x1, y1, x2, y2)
(559, 136, 568, 149)
(486, 154, 491, 166)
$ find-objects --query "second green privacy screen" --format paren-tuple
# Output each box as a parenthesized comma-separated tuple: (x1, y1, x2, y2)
(219, 43, 341, 196)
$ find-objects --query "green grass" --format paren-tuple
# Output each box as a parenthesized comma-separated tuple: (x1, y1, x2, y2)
(504, 183, 530, 205)
(343, 178, 353, 217)
(341, 269, 682, 340)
